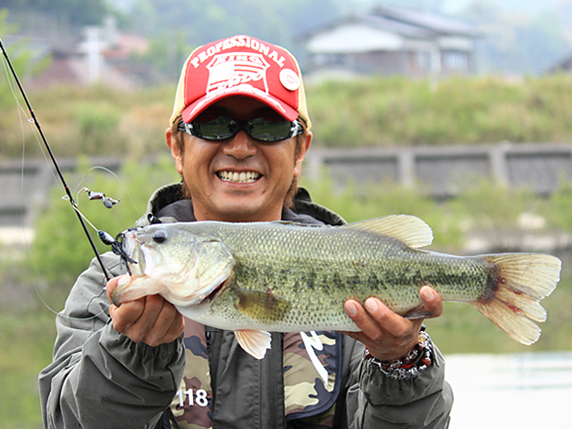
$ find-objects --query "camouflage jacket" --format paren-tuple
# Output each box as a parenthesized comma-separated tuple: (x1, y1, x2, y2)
(39, 183, 453, 429)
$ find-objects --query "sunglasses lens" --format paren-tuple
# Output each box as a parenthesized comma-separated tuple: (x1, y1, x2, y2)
(185, 115, 300, 142)
(192, 115, 235, 140)
(249, 117, 293, 142)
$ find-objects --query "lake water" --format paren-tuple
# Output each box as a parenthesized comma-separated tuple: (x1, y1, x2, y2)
(445, 352, 572, 428)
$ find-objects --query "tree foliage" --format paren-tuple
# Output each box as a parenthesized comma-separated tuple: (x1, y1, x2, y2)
(127, 0, 349, 50)
(455, 0, 571, 74)
(0, 0, 112, 26)
(29, 156, 179, 286)
(0, 10, 50, 108)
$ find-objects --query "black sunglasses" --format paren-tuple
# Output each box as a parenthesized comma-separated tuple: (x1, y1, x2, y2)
(178, 114, 304, 142)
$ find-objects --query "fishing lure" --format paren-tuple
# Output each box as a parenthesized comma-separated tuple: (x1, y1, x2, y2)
(81, 187, 121, 209)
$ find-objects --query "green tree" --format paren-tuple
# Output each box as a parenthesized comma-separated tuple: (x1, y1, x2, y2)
(457, 0, 569, 74)
(0, 0, 113, 26)
(0, 9, 50, 108)
(127, 0, 347, 49)
(29, 156, 179, 287)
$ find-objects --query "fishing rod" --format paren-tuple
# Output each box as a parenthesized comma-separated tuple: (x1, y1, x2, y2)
(0, 36, 112, 281)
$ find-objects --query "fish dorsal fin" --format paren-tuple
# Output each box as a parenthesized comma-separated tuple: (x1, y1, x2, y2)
(343, 215, 433, 248)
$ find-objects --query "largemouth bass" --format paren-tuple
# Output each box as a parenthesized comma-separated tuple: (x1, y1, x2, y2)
(112, 215, 561, 359)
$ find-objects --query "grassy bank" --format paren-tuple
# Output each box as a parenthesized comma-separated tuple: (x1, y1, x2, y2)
(308, 74, 572, 147)
(2, 75, 572, 159)
(0, 311, 56, 429)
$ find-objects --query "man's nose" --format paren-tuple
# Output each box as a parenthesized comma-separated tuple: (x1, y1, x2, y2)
(222, 130, 258, 159)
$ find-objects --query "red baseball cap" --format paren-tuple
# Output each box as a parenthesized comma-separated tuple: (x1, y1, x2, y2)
(170, 35, 311, 129)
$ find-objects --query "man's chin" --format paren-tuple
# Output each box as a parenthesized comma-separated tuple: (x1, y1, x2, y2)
(212, 200, 281, 223)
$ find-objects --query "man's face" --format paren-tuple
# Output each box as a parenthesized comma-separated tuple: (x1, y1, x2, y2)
(166, 96, 311, 222)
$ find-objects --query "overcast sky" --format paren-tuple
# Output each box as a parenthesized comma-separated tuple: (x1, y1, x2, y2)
(441, 0, 561, 14)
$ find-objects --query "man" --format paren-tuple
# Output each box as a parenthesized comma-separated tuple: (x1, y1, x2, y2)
(39, 35, 452, 428)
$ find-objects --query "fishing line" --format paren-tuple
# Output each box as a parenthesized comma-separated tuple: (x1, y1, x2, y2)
(0, 45, 61, 192)
(74, 165, 141, 215)
(0, 36, 111, 282)
(0, 42, 66, 317)
(0, 37, 118, 320)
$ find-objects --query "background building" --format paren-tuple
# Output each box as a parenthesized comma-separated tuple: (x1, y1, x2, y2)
(303, 6, 479, 78)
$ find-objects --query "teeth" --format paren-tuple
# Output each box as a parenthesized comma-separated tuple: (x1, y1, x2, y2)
(218, 171, 260, 183)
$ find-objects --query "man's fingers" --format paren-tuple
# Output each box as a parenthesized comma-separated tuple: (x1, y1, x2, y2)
(112, 299, 145, 330)
(106, 275, 183, 346)
(345, 298, 400, 341)
(365, 298, 411, 339)
(163, 308, 185, 343)
(105, 275, 130, 303)
(344, 299, 378, 332)
(110, 294, 184, 346)
(142, 300, 182, 346)
(105, 276, 120, 302)
(342, 289, 443, 361)
(128, 295, 164, 339)
(419, 286, 443, 318)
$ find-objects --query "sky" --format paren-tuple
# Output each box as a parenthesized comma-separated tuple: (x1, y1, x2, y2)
(356, 0, 564, 16)
(441, 0, 561, 15)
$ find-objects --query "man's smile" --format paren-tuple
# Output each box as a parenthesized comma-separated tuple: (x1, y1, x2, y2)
(216, 170, 261, 184)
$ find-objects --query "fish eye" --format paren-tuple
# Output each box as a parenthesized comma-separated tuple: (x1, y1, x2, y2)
(152, 230, 167, 244)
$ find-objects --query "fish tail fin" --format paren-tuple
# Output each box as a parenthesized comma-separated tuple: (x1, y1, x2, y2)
(471, 253, 561, 345)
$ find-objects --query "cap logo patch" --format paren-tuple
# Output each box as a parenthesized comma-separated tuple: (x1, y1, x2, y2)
(279, 68, 300, 91)
(206, 53, 270, 94)
(190, 35, 286, 69)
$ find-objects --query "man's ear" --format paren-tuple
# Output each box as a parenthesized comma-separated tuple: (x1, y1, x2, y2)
(166, 127, 184, 174)
(294, 131, 312, 178)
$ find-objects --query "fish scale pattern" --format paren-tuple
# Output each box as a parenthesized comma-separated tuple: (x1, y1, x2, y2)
(193, 221, 493, 332)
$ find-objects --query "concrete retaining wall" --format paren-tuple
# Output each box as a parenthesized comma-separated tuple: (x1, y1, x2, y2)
(2, 143, 572, 229)
(305, 142, 572, 197)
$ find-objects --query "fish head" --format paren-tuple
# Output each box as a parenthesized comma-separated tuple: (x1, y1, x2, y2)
(112, 223, 235, 307)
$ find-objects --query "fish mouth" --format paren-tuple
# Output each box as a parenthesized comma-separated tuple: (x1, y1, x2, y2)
(162, 254, 235, 308)
(217, 170, 261, 184)
(202, 279, 227, 303)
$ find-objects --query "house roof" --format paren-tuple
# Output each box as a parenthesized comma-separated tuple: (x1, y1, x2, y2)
(359, 13, 438, 39)
(374, 6, 480, 37)
(303, 7, 479, 55)
(547, 53, 572, 73)
(302, 11, 436, 42)
(304, 14, 436, 54)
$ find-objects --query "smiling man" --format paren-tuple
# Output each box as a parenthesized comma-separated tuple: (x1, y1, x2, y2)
(39, 35, 453, 429)
(167, 96, 310, 222)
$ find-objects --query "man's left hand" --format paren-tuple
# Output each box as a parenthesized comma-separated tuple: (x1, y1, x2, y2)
(342, 286, 442, 361)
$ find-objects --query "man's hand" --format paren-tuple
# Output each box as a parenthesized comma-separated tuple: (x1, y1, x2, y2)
(106, 275, 185, 347)
(342, 286, 442, 361)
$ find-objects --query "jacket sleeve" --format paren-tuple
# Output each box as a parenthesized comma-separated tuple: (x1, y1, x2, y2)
(344, 337, 453, 428)
(38, 253, 186, 429)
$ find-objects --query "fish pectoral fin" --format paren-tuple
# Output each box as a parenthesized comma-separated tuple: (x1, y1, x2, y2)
(234, 329, 271, 360)
(234, 289, 291, 321)
(402, 305, 436, 320)
(343, 215, 433, 248)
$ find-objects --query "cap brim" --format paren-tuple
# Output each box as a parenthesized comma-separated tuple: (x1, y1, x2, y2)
(181, 85, 299, 123)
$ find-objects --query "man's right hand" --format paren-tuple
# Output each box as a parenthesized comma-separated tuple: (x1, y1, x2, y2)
(106, 275, 185, 347)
